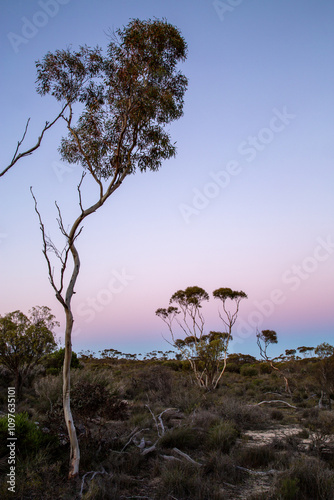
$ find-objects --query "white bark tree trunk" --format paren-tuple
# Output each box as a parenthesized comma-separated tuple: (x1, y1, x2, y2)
(63, 308, 80, 478)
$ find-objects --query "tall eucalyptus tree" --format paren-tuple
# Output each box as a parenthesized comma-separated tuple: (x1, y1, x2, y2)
(32, 18, 188, 477)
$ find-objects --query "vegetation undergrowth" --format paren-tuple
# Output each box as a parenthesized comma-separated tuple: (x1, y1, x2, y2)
(0, 352, 333, 499)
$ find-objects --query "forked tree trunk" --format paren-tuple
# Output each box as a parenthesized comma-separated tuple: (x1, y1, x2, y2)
(33, 189, 82, 478)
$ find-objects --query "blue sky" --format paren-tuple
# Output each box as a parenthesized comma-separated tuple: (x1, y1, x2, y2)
(0, 0, 333, 358)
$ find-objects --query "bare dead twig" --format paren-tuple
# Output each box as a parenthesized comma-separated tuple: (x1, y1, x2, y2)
(145, 405, 176, 438)
(252, 400, 297, 409)
(79, 467, 110, 498)
(172, 447, 202, 466)
(161, 454, 182, 462)
(121, 427, 150, 452)
(141, 442, 158, 455)
(236, 465, 280, 476)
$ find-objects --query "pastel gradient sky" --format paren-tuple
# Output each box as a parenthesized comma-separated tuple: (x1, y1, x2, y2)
(0, 0, 333, 358)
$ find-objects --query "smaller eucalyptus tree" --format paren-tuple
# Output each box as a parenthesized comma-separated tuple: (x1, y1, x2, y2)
(156, 286, 247, 390)
(212, 287, 247, 387)
(256, 329, 291, 394)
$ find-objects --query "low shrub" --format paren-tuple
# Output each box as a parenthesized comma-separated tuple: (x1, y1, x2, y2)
(0, 449, 67, 500)
(190, 409, 221, 430)
(0, 412, 57, 458)
(71, 380, 128, 420)
(160, 426, 203, 450)
(278, 478, 300, 500)
(207, 420, 239, 453)
(45, 378, 128, 436)
(127, 365, 173, 401)
(240, 364, 259, 377)
(270, 409, 284, 421)
(34, 374, 62, 413)
(129, 406, 153, 428)
(305, 409, 334, 435)
(162, 360, 182, 371)
(217, 397, 267, 430)
(259, 362, 272, 374)
(203, 451, 242, 483)
(156, 461, 224, 500)
(43, 348, 81, 375)
(168, 380, 205, 414)
(273, 456, 334, 500)
(250, 377, 263, 386)
(234, 444, 276, 469)
(225, 362, 240, 373)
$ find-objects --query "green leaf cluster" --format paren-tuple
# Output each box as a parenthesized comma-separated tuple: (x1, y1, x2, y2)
(36, 18, 188, 180)
(0, 307, 58, 395)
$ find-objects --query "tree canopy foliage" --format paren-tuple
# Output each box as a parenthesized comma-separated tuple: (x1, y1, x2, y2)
(0, 307, 58, 397)
(36, 18, 188, 182)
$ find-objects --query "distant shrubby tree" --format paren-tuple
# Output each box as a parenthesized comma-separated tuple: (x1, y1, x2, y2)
(0, 307, 58, 397)
(43, 348, 81, 375)
(297, 346, 314, 358)
(123, 353, 137, 361)
(314, 342, 334, 359)
(143, 349, 175, 361)
(99, 348, 123, 361)
(256, 329, 291, 394)
(226, 353, 258, 373)
(156, 286, 247, 390)
(99, 349, 139, 361)
(78, 350, 96, 361)
(228, 353, 257, 365)
(284, 349, 297, 360)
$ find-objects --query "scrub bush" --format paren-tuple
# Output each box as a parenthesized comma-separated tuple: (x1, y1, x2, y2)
(207, 420, 239, 453)
(240, 364, 259, 377)
(273, 456, 334, 500)
(159, 425, 203, 450)
(0, 412, 57, 458)
(156, 461, 224, 500)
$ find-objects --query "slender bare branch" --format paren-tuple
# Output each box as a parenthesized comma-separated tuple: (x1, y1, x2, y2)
(79, 468, 110, 498)
(1, 104, 68, 177)
(30, 187, 65, 307)
(77, 172, 86, 213)
(173, 448, 202, 466)
(121, 427, 150, 452)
